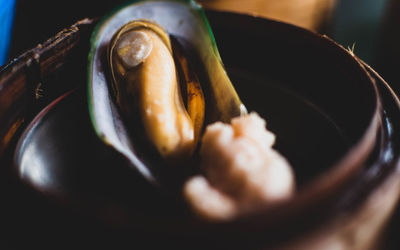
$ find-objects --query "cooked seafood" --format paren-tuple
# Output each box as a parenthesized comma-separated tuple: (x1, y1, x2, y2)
(184, 113, 295, 220)
(109, 20, 203, 161)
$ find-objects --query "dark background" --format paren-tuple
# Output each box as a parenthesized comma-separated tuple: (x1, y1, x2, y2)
(8, 0, 126, 57)
(7, 0, 400, 94)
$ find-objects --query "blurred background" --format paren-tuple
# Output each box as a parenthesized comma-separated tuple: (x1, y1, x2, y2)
(3, 0, 398, 92)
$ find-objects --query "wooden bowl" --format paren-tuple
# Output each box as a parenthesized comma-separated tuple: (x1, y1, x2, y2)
(0, 9, 399, 250)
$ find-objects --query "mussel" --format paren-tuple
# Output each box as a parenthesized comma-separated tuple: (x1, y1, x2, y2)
(88, 0, 247, 188)
(109, 19, 203, 162)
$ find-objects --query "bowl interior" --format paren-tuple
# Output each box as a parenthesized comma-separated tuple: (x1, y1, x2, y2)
(14, 11, 378, 224)
(209, 11, 377, 186)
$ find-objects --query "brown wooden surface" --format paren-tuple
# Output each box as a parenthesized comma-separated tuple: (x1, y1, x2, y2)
(0, 18, 95, 157)
(197, 0, 336, 30)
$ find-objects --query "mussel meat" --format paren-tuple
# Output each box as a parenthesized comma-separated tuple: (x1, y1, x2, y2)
(88, 0, 246, 186)
(108, 20, 204, 161)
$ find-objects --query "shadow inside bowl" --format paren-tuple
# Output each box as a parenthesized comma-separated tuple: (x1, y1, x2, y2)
(12, 10, 380, 249)
(14, 39, 376, 216)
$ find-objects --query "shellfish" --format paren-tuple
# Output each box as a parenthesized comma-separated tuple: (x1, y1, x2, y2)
(88, 0, 246, 189)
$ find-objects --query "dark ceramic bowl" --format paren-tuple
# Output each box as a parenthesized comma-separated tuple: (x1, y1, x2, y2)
(1, 10, 400, 250)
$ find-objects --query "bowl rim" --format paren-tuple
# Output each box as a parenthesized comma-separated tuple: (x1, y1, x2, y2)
(7, 4, 384, 238)
(150, 9, 383, 230)
(175, 9, 382, 233)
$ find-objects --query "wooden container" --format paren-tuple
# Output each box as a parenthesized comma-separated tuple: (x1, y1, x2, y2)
(0, 8, 400, 250)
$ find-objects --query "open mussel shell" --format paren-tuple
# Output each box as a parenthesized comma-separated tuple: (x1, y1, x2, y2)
(87, 0, 246, 189)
